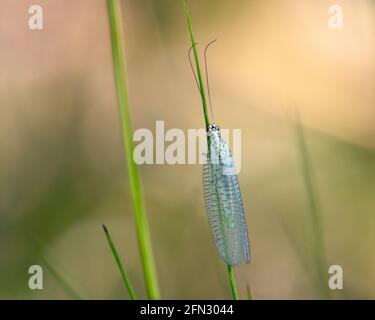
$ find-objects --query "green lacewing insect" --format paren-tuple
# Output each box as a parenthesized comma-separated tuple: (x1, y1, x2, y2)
(203, 123, 250, 266)
(188, 42, 251, 266)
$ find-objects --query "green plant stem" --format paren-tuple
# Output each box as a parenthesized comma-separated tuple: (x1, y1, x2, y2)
(106, 0, 160, 300)
(246, 283, 254, 300)
(42, 256, 83, 300)
(295, 111, 330, 299)
(227, 265, 239, 300)
(103, 225, 137, 300)
(184, 0, 210, 128)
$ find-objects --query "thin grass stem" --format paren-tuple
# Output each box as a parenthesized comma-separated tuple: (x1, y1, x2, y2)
(184, 0, 210, 128)
(42, 256, 83, 300)
(106, 0, 160, 300)
(246, 283, 254, 300)
(227, 265, 239, 300)
(184, 0, 242, 300)
(294, 111, 330, 299)
(103, 225, 137, 300)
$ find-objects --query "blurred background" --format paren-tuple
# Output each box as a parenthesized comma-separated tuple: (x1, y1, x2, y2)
(0, 0, 374, 299)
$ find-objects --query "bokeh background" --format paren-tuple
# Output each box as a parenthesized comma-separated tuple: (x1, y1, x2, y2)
(0, 0, 374, 299)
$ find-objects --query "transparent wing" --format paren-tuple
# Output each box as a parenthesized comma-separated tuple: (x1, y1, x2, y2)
(203, 149, 250, 266)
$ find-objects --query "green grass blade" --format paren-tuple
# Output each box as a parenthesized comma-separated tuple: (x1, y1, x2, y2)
(294, 111, 330, 299)
(183, 0, 210, 127)
(227, 265, 239, 300)
(103, 225, 137, 300)
(42, 256, 83, 300)
(246, 283, 254, 300)
(278, 212, 306, 266)
(106, 0, 160, 300)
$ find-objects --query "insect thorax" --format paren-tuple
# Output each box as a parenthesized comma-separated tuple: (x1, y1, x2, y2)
(207, 124, 234, 171)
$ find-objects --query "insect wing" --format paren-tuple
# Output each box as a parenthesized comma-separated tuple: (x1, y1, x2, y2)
(203, 133, 250, 266)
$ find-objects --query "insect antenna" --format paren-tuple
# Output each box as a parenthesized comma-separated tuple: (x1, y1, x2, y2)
(188, 42, 200, 91)
(204, 39, 217, 122)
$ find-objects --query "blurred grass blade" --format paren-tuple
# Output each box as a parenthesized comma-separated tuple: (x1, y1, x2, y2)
(278, 212, 306, 266)
(227, 265, 239, 300)
(103, 225, 137, 300)
(42, 256, 83, 300)
(183, 0, 210, 127)
(246, 283, 254, 300)
(106, 0, 160, 299)
(294, 111, 330, 299)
